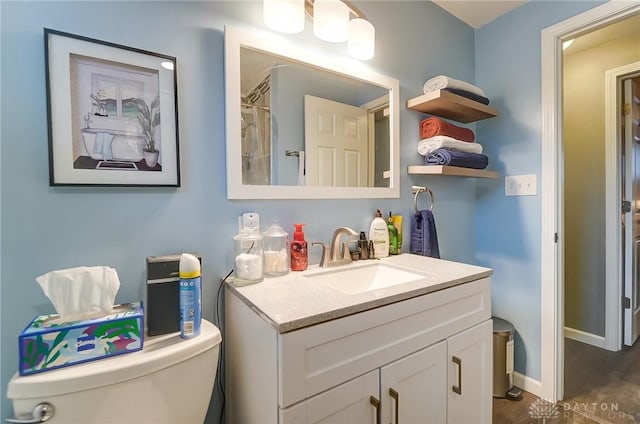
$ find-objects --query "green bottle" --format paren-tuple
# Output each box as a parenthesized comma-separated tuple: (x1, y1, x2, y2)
(388, 212, 399, 255)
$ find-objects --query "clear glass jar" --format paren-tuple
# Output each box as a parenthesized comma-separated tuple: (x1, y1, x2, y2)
(233, 229, 264, 285)
(263, 222, 290, 277)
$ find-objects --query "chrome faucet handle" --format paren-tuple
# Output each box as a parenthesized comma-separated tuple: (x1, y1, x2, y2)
(311, 242, 330, 267)
(341, 241, 352, 261)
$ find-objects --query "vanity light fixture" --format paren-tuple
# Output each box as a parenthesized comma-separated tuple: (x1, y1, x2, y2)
(262, 0, 375, 60)
(263, 0, 306, 34)
(313, 0, 349, 42)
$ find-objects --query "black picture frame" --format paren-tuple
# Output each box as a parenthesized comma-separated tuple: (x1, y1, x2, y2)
(44, 28, 180, 186)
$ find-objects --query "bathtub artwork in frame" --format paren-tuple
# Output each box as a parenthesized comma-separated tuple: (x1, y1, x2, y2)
(45, 28, 180, 186)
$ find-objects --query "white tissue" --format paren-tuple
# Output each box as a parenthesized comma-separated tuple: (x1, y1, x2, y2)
(36, 266, 120, 322)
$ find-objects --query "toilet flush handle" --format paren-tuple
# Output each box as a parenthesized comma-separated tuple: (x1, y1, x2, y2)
(6, 403, 54, 424)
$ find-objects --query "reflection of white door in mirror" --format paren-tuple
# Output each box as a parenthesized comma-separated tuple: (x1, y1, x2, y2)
(304, 95, 368, 187)
(225, 26, 400, 199)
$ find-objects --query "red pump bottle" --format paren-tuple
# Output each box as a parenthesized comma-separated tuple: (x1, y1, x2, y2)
(290, 224, 308, 271)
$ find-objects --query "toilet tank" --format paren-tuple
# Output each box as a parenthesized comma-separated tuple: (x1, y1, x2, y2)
(7, 319, 221, 424)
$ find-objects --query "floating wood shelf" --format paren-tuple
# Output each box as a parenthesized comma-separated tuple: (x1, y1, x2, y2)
(408, 165, 499, 179)
(406, 90, 499, 123)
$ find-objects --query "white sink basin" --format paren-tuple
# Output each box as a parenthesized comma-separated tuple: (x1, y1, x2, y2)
(303, 262, 427, 294)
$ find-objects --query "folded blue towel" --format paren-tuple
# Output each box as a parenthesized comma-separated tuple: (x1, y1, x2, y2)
(444, 88, 490, 105)
(410, 210, 440, 259)
(93, 132, 114, 161)
(425, 148, 489, 169)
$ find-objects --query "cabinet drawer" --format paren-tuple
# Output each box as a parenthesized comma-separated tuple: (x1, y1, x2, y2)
(278, 277, 490, 407)
(280, 370, 379, 423)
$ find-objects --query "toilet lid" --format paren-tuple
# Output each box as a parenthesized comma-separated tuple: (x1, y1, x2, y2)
(7, 319, 221, 399)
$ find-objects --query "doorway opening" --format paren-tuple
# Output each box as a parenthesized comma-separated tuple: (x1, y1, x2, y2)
(541, 2, 640, 403)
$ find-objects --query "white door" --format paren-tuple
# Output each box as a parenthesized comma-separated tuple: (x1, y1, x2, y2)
(624, 77, 640, 346)
(447, 320, 493, 424)
(381, 340, 447, 424)
(280, 370, 379, 424)
(304, 95, 368, 187)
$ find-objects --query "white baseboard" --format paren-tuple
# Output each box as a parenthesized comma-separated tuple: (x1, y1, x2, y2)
(564, 326, 606, 349)
(514, 372, 543, 398)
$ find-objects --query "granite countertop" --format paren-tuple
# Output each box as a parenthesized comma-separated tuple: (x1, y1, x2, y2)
(226, 254, 493, 334)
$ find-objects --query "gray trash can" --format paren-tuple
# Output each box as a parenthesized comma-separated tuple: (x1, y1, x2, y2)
(492, 317, 521, 398)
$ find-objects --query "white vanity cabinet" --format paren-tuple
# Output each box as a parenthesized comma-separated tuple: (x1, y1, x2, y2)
(226, 267, 492, 424)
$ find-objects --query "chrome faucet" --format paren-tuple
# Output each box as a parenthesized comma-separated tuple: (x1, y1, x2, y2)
(329, 227, 359, 266)
(311, 227, 359, 268)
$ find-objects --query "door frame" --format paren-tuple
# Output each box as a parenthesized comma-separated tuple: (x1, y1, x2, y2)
(540, 1, 640, 403)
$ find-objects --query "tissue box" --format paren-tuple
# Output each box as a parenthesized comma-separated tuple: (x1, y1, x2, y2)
(18, 302, 144, 376)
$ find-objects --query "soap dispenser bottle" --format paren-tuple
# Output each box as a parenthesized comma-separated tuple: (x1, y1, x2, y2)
(290, 223, 308, 271)
(388, 212, 399, 255)
(369, 209, 389, 258)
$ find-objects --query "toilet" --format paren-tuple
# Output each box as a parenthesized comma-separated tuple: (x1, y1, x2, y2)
(7, 319, 221, 424)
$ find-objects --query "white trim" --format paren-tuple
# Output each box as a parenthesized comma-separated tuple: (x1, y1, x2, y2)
(564, 327, 606, 349)
(513, 372, 543, 399)
(224, 25, 400, 199)
(541, 0, 640, 403)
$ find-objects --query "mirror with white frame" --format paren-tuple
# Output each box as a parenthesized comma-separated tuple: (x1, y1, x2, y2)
(225, 26, 400, 199)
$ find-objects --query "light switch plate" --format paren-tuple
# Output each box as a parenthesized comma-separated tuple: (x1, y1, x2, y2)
(505, 175, 537, 196)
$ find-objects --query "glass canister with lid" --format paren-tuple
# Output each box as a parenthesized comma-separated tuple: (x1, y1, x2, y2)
(262, 221, 290, 277)
(233, 213, 264, 285)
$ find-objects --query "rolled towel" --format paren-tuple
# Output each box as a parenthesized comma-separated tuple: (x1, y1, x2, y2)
(418, 135, 483, 156)
(444, 88, 490, 105)
(420, 117, 475, 142)
(423, 75, 485, 97)
(425, 148, 489, 169)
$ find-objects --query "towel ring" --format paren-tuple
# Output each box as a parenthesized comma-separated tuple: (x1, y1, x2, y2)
(412, 185, 434, 213)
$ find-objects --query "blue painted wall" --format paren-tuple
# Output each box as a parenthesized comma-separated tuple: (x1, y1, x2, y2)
(3, 0, 615, 419)
(1, 1, 478, 421)
(475, 1, 604, 381)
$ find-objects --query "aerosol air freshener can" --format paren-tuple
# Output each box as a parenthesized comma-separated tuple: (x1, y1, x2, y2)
(179, 253, 201, 339)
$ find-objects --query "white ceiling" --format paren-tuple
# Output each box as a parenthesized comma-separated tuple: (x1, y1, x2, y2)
(431, 0, 528, 28)
(430, 1, 639, 54)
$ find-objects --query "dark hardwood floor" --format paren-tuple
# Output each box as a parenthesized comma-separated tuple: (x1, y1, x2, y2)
(492, 338, 640, 423)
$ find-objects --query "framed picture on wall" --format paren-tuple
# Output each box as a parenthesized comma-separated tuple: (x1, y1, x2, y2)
(44, 28, 180, 186)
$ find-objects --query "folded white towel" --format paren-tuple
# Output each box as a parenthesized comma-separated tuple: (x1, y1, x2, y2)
(423, 75, 485, 97)
(418, 135, 484, 156)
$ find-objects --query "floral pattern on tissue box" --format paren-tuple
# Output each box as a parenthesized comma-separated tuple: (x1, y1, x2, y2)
(19, 302, 143, 376)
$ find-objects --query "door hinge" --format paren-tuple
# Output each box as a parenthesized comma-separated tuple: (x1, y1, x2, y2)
(554, 233, 558, 243)
(622, 200, 632, 213)
(623, 102, 631, 116)
(624, 297, 631, 309)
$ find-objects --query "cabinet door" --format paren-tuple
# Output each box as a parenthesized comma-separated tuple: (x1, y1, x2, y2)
(280, 370, 379, 424)
(381, 340, 447, 424)
(447, 320, 493, 424)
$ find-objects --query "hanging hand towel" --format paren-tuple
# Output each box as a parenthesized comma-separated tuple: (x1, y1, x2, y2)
(410, 210, 440, 259)
(93, 132, 114, 161)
